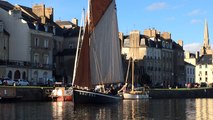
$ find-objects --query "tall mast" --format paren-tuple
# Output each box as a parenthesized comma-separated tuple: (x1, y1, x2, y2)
(71, 9, 85, 86)
(131, 58, 134, 92)
(88, 0, 91, 26)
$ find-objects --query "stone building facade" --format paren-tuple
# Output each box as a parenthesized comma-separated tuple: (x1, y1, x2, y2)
(185, 62, 195, 84)
(0, 20, 9, 78)
(0, 1, 63, 85)
(0, 21, 9, 62)
(196, 54, 213, 84)
(184, 52, 196, 84)
(120, 28, 185, 87)
(195, 20, 213, 85)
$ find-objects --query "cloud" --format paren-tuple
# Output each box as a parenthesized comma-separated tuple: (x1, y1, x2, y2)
(146, 2, 168, 11)
(183, 43, 201, 53)
(188, 9, 207, 16)
(190, 19, 201, 24)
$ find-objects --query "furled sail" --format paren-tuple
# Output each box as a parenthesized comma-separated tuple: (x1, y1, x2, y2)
(74, 0, 124, 88)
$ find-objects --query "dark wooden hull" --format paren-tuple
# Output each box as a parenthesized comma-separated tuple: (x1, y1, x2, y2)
(73, 89, 122, 104)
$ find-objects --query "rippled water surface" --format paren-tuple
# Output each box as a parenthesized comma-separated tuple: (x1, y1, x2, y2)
(0, 99, 213, 120)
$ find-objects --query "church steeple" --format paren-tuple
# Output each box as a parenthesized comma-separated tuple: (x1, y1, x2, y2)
(203, 19, 210, 49)
(200, 19, 211, 55)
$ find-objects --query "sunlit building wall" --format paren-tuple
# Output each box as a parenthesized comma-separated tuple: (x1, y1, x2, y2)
(0, 1, 63, 84)
(120, 29, 184, 87)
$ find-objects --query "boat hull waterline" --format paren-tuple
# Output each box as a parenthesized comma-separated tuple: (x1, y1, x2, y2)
(73, 89, 122, 104)
(123, 92, 149, 99)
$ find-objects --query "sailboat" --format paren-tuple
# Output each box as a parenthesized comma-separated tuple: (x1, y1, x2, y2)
(119, 58, 149, 99)
(72, 0, 124, 104)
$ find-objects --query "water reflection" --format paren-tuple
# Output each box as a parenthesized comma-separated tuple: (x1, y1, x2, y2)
(148, 99, 213, 120)
(73, 103, 122, 120)
(1, 99, 213, 120)
(51, 102, 74, 120)
(123, 100, 149, 119)
(0, 103, 15, 120)
(148, 99, 187, 120)
(195, 99, 213, 120)
(0, 102, 53, 120)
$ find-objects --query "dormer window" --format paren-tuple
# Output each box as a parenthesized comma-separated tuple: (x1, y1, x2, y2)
(162, 41, 165, 48)
(53, 26, 56, 35)
(170, 43, 172, 49)
(44, 24, 48, 32)
(34, 23, 39, 30)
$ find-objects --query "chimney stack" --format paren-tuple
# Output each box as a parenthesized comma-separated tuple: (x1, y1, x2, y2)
(196, 51, 200, 59)
(72, 18, 78, 26)
(177, 40, 183, 47)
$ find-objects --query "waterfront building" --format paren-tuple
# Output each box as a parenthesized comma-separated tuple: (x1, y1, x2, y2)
(195, 20, 213, 85)
(0, 1, 63, 85)
(0, 20, 9, 77)
(196, 54, 213, 84)
(185, 62, 195, 84)
(184, 51, 197, 84)
(184, 51, 197, 66)
(120, 28, 184, 87)
(55, 24, 80, 84)
(0, 20, 9, 61)
(173, 40, 185, 86)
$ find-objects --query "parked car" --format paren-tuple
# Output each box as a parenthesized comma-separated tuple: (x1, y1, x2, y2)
(14, 79, 30, 86)
(3, 78, 16, 86)
(200, 82, 207, 87)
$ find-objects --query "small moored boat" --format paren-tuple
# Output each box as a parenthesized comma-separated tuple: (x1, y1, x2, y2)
(49, 87, 72, 101)
(119, 58, 150, 99)
(123, 88, 149, 99)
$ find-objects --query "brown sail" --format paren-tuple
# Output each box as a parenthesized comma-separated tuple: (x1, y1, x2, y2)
(73, 0, 123, 88)
(89, 0, 113, 31)
(74, 24, 91, 88)
(72, 0, 124, 104)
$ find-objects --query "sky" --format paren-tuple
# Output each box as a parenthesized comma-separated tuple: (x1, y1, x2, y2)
(7, 0, 213, 53)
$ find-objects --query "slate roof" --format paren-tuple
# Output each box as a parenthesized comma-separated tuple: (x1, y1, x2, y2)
(173, 42, 183, 51)
(0, 1, 64, 36)
(18, 5, 64, 36)
(197, 54, 212, 64)
(184, 61, 195, 67)
(18, 5, 39, 19)
(122, 34, 174, 49)
(55, 21, 75, 26)
(0, 1, 14, 11)
(63, 26, 81, 37)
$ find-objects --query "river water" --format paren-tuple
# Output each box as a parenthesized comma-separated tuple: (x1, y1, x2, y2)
(0, 99, 213, 120)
